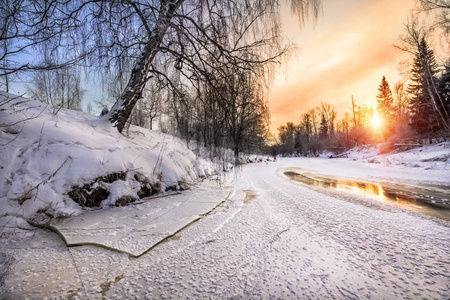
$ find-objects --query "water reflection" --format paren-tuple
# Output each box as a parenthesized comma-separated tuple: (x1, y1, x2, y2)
(283, 169, 450, 221)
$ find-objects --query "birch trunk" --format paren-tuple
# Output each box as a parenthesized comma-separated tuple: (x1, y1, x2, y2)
(102, 0, 184, 133)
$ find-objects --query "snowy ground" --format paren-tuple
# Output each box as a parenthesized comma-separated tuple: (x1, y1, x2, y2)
(0, 92, 218, 231)
(319, 143, 450, 185)
(1, 158, 449, 299)
(50, 177, 233, 257)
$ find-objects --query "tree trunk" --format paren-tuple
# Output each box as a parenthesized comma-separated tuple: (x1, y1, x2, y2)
(425, 78, 449, 130)
(149, 116, 153, 130)
(351, 95, 357, 128)
(102, 0, 184, 133)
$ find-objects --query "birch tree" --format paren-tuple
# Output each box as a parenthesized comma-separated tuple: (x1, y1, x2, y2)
(1, 0, 322, 134)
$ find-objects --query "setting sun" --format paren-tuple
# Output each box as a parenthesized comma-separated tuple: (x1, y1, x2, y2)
(371, 114, 383, 129)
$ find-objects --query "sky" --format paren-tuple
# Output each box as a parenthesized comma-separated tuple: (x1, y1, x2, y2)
(6, 0, 438, 128)
(268, 0, 418, 132)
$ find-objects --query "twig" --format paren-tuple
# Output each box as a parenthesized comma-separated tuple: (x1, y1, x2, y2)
(0, 124, 24, 146)
(0, 93, 26, 107)
(0, 105, 47, 128)
(14, 156, 72, 203)
(152, 139, 167, 177)
(37, 121, 45, 149)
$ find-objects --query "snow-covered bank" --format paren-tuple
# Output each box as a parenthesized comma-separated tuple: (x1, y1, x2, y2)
(301, 144, 450, 186)
(0, 92, 215, 230)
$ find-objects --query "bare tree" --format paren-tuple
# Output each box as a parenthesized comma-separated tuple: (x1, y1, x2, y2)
(318, 102, 337, 136)
(27, 65, 84, 114)
(142, 83, 164, 130)
(393, 81, 410, 120)
(351, 95, 358, 129)
(1, 0, 322, 135)
(416, 0, 450, 34)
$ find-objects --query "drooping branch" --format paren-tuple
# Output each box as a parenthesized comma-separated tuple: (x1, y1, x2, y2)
(102, 0, 185, 133)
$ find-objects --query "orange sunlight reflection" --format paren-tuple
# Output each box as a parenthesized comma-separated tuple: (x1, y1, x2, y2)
(283, 169, 450, 221)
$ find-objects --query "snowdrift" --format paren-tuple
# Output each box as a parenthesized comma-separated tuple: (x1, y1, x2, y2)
(336, 143, 450, 172)
(0, 92, 214, 228)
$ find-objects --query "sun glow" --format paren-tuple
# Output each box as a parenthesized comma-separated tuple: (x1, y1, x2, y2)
(371, 114, 383, 129)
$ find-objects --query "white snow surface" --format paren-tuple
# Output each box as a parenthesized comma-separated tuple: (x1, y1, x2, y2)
(0, 159, 449, 299)
(313, 144, 450, 185)
(0, 92, 214, 228)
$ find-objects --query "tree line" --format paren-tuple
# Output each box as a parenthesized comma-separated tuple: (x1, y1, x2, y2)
(1, 0, 447, 158)
(0, 0, 321, 158)
(275, 2, 449, 156)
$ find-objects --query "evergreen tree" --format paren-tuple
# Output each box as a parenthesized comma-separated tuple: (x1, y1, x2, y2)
(407, 37, 447, 133)
(300, 112, 313, 141)
(319, 113, 328, 138)
(376, 76, 395, 120)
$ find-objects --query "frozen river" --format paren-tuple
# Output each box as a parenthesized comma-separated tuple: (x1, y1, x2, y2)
(1, 158, 449, 298)
(283, 167, 450, 221)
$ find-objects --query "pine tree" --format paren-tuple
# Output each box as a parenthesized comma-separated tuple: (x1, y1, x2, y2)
(376, 76, 395, 120)
(407, 37, 447, 133)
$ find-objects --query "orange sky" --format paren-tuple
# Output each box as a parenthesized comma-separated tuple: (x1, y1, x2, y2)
(269, 0, 418, 132)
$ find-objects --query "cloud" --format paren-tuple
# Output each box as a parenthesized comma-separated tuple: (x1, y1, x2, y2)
(269, 0, 415, 132)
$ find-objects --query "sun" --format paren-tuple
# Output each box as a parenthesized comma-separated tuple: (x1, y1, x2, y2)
(371, 114, 383, 129)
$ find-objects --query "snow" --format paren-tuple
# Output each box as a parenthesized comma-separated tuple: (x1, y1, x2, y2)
(311, 144, 450, 185)
(0, 92, 215, 230)
(1, 159, 448, 298)
(1, 91, 449, 298)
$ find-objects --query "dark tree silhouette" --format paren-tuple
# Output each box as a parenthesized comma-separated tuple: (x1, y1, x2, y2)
(407, 37, 448, 132)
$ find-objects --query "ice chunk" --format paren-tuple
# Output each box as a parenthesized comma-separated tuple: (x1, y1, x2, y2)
(51, 179, 233, 257)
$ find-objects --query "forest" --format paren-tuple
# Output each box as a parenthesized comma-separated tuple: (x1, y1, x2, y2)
(1, 0, 449, 159)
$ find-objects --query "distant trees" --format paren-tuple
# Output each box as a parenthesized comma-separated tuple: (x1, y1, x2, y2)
(319, 102, 337, 136)
(25, 44, 84, 113)
(277, 101, 349, 156)
(319, 113, 328, 138)
(278, 122, 297, 154)
(299, 112, 314, 149)
(27, 66, 84, 113)
(274, 28, 449, 156)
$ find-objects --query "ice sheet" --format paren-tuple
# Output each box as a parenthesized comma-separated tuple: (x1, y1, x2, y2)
(51, 179, 233, 257)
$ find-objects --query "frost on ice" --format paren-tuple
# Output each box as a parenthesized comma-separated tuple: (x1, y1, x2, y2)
(51, 179, 233, 257)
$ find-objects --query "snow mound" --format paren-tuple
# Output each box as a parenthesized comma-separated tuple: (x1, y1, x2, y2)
(0, 92, 214, 228)
(345, 143, 450, 170)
